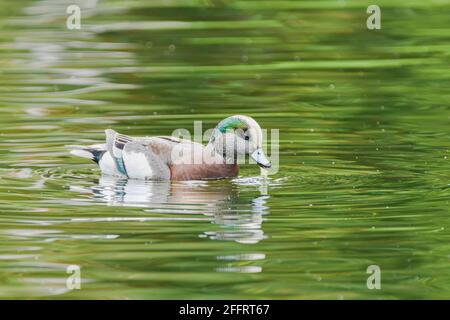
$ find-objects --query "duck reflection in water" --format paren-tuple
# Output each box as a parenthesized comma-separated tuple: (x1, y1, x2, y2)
(71, 175, 270, 244)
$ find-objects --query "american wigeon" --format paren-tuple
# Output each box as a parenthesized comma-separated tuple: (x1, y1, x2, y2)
(70, 115, 271, 180)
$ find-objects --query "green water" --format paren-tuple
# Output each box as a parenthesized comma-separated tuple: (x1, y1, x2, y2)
(0, 0, 449, 299)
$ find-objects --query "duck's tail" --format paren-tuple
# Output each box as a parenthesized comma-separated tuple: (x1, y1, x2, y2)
(68, 144, 107, 164)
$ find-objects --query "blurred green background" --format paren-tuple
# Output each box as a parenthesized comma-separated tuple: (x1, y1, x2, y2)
(0, 0, 449, 299)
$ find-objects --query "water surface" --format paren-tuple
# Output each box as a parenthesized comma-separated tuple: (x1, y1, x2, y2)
(0, 0, 449, 299)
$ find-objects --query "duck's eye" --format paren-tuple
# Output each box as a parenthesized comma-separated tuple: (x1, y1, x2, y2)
(244, 135, 250, 141)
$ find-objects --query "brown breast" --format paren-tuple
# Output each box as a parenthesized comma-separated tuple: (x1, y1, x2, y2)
(169, 163, 239, 181)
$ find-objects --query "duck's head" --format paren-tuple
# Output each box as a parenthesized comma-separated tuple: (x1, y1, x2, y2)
(210, 115, 271, 168)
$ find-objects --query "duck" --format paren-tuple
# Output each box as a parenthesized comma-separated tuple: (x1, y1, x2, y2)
(69, 115, 271, 181)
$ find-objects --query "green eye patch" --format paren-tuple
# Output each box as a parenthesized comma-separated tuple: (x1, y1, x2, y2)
(218, 117, 248, 133)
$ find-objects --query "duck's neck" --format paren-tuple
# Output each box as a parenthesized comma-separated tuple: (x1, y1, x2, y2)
(205, 140, 238, 166)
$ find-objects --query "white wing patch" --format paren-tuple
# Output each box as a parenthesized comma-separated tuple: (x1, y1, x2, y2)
(98, 152, 119, 176)
(123, 151, 153, 179)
